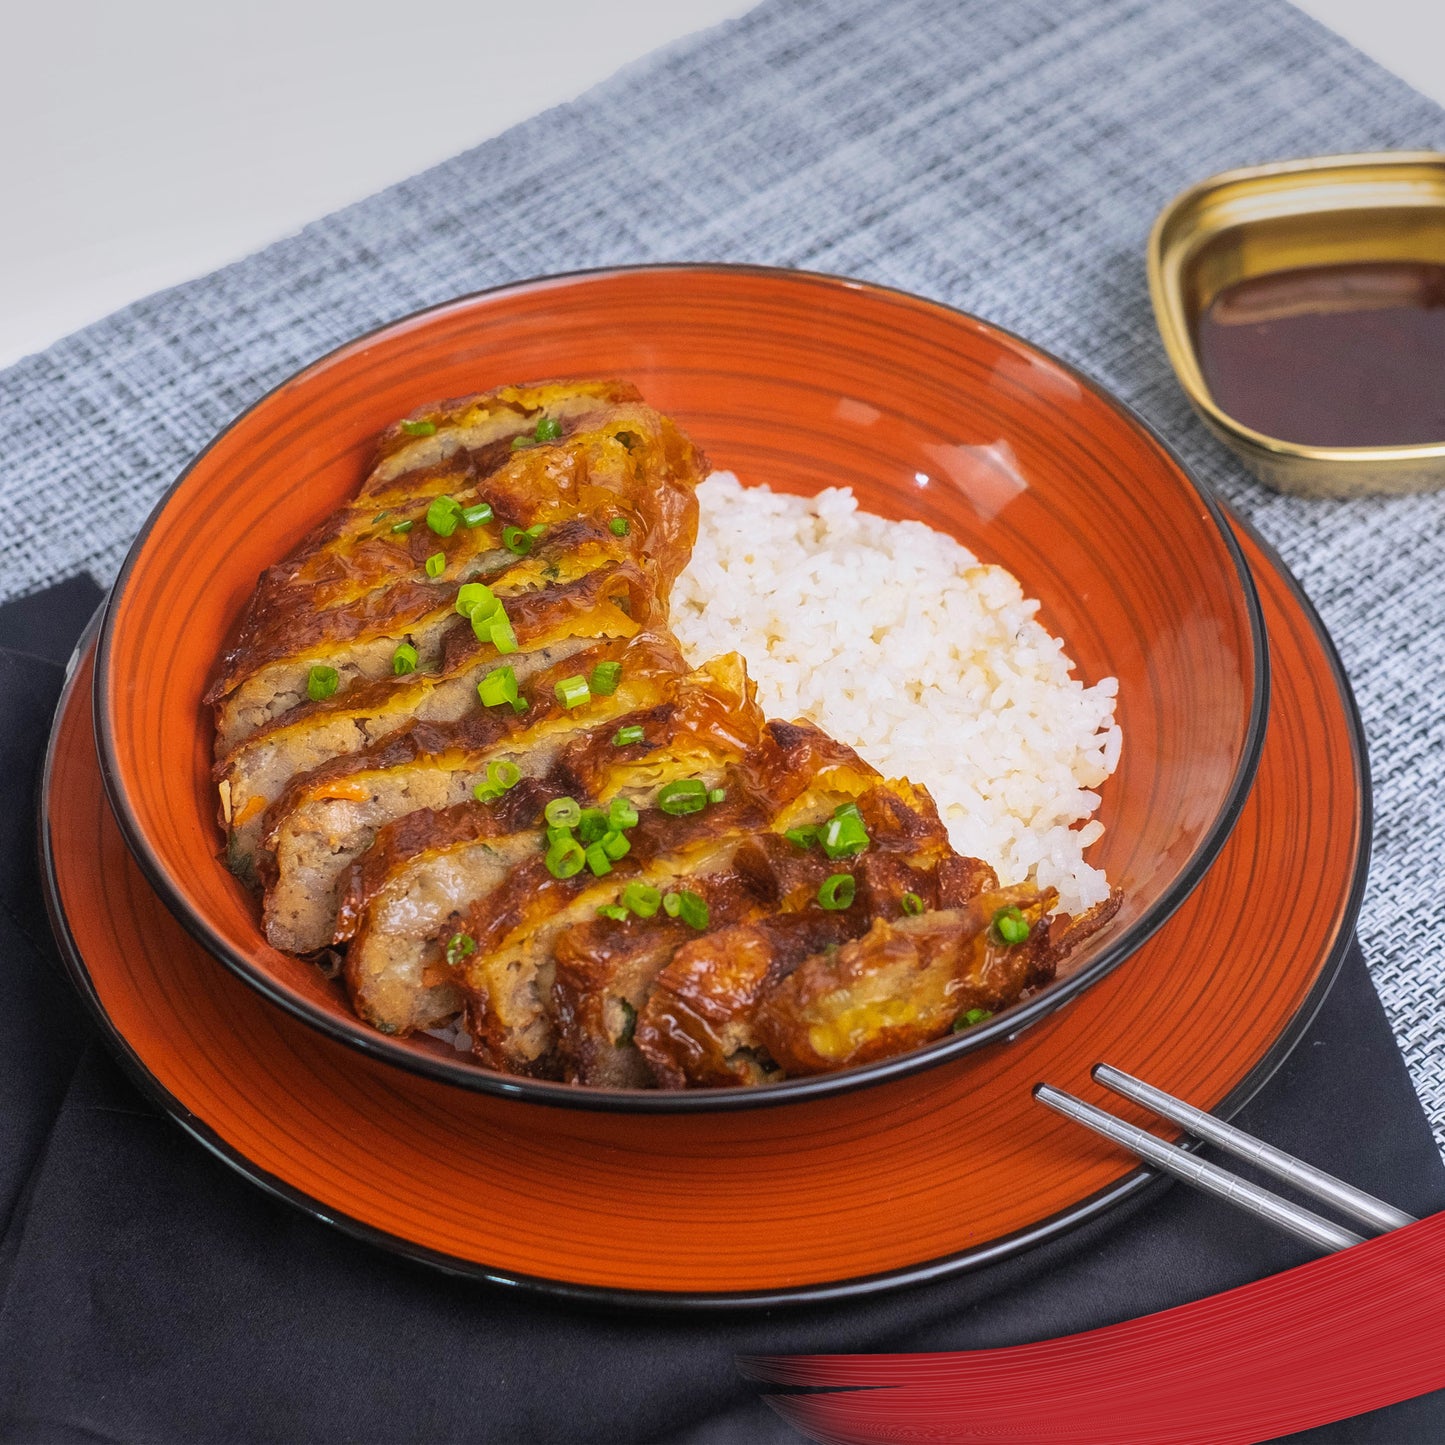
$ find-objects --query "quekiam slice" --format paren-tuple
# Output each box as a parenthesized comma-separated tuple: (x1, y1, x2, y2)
(209, 387, 704, 755)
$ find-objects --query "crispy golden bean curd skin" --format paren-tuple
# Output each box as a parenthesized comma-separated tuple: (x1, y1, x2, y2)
(208, 379, 1120, 1088)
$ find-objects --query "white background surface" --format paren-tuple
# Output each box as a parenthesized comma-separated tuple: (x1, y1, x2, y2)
(2, 0, 1443, 368)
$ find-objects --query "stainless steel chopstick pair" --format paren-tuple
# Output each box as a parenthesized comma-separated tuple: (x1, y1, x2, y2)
(1036, 1065, 1415, 1253)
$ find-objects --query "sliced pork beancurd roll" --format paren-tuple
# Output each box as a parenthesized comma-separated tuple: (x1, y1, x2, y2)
(208, 382, 1125, 1088)
(257, 634, 689, 953)
(628, 785, 994, 1089)
(551, 917, 712, 1088)
(634, 911, 860, 1088)
(216, 562, 652, 884)
(208, 383, 705, 755)
(333, 784, 558, 1035)
(459, 846, 762, 1077)
(336, 657, 772, 1043)
(364, 378, 641, 490)
(752, 885, 1122, 1076)
(349, 705, 972, 1080)
(335, 693, 838, 1057)
(453, 715, 893, 1076)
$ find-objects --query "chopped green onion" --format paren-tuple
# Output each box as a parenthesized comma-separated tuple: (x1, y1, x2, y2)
(672, 889, 709, 930)
(953, 1007, 994, 1032)
(901, 891, 925, 917)
(488, 759, 521, 791)
(818, 873, 856, 910)
(477, 666, 519, 710)
(590, 660, 622, 696)
(613, 725, 645, 747)
(609, 516, 629, 537)
(533, 416, 562, 441)
(554, 675, 591, 710)
(391, 643, 418, 675)
(456, 582, 499, 620)
(600, 829, 631, 861)
(401, 419, 437, 436)
(621, 881, 661, 918)
(424, 551, 446, 578)
(461, 501, 494, 527)
(502, 524, 543, 555)
(607, 796, 638, 831)
(784, 825, 819, 850)
(426, 495, 462, 536)
(546, 824, 575, 847)
(444, 931, 475, 965)
(577, 808, 608, 845)
(371, 510, 391, 523)
(545, 837, 585, 880)
(662, 892, 682, 918)
(596, 904, 629, 922)
(510, 434, 534, 450)
(488, 618, 519, 654)
(707, 788, 727, 804)
(657, 778, 707, 816)
(820, 805, 870, 859)
(472, 783, 503, 802)
(616, 999, 637, 1046)
(468, 599, 505, 639)
(306, 664, 339, 702)
(585, 842, 612, 877)
(992, 906, 1030, 946)
(390, 519, 414, 534)
(545, 797, 582, 828)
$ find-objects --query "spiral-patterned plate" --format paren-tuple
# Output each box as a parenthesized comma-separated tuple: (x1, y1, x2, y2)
(41, 511, 1366, 1305)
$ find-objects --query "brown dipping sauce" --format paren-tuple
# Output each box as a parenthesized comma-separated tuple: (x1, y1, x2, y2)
(1196, 260, 1445, 447)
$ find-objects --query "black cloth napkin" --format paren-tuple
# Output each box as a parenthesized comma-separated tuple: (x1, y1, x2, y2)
(1, 577, 1442, 1445)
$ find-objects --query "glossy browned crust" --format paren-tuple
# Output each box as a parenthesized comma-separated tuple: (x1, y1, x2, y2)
(209, 379, 639, 699)
(754, 887, 1123, 1075)
(207, 382, 704, 754)
(630, 798, 995, 1089)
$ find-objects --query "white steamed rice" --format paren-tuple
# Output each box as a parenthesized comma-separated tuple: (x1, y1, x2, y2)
(670, 473, 1122, 916)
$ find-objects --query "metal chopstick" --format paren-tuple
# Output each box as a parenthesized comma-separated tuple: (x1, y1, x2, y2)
(1093, 1064, 1416, 1235)
(1033, 1083, 1367, 1254)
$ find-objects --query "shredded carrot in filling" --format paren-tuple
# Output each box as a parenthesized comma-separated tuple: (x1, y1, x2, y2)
(309, 780, 372, 803)
(233, 795, 268, 826)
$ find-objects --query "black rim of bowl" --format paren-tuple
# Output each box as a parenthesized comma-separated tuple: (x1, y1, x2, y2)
(91, 262, 1271, 1115)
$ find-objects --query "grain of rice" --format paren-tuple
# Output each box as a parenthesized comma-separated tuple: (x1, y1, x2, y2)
(671, 473, 1121, 915)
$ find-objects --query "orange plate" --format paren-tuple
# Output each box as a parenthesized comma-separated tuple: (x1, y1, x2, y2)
(92, 267, 1269, 1108)
(43, 511, 1366, 1305)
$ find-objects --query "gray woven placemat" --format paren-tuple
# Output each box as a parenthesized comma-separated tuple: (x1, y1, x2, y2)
(5, 0, 1443, 1148)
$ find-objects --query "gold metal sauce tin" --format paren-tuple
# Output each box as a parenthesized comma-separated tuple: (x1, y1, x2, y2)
(1149, 151, 1445, 497)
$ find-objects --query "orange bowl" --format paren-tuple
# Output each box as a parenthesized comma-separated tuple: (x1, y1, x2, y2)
(94, 265, 1267, 1110)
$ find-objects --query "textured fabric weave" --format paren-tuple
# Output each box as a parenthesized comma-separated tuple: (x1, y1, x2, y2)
(3, 0, 1443, 1145)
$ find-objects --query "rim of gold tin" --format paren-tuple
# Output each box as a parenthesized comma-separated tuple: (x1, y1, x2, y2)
(1148, 150, 1445, 473)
